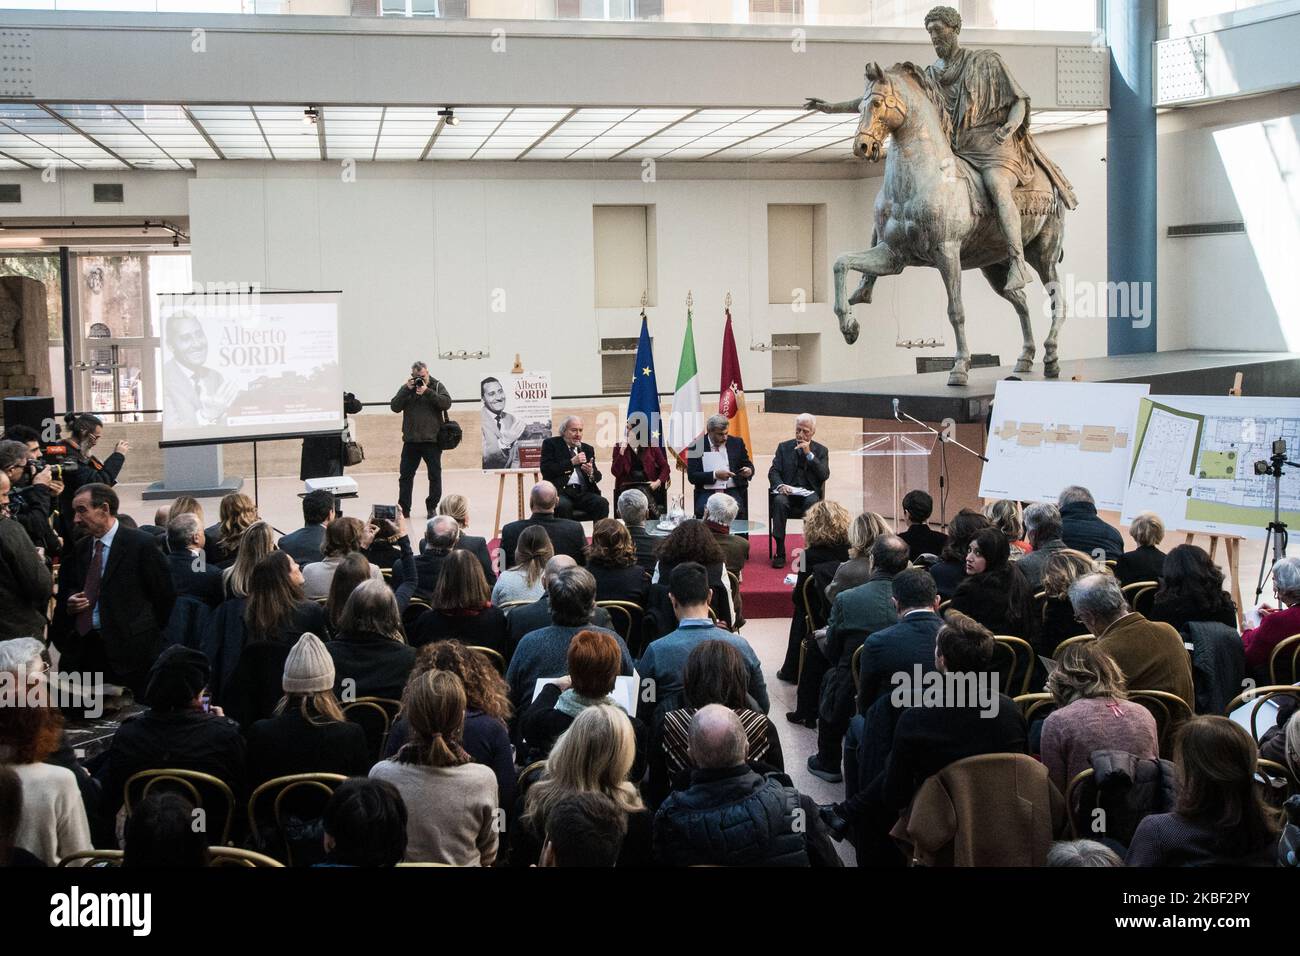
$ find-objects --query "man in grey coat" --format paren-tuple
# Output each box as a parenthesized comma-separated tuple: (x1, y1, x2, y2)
(390, 359, 452, 520)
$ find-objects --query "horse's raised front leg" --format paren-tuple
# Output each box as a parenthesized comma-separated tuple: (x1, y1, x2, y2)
(832, 242, 900, 345)
(935, 243, 970, 386)
(980, 263, 1034, 372)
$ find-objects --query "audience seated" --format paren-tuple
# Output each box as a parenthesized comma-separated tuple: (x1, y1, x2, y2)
(1126, 717, 1279, 866)
(326, 579, 417, 701)
(983, 498, 1030, 557)
(504, 555, 614, 655)
(540, 415, 610, 521)
(0, 692, 91, 865)
(98, 647, 247, 830)
(1069, 572, 1195, 711)
(617, 488, 659, 572)
(856, 568, 943, 712)
(898, 489, 948, 563)
(1116, 511, 1167, 586)
(437, 493, 497, 586)
(411, 550, 509, 654)
(403, 514, 461, 598)
(805, 535, 908, 782)
(584, 517, 651, 607)
(1045, 839, 1124, 867)
(778, 500, 852, 683)
(301, 517, 383, 601)
(1242, 556, 1300, 678)
(318, 778, 408, 868)
(245, 633, 371, 787)
(702, 492, 748, 579)
(826, 511, 891, 604)
(1058, 485, 1123, 561)
(500, 481, 587, 568)
(278, 488, 334, 568)
(1039, 642, 1159, 793)
(1015, 502, 1068, 592)
(324, 553, 376, 636)
(0, 765, 46, 867)
(649, 639, 784, 804)
(165, 514, 223, 607)
(927, 509, 989, 600)
(520, 629, 647, 767)
(653, 705, 841, 867)
(611, 418, 671, 519)
(649, 519, 734, 632)
(385, 641, 516, 810)
(686, 414, 754, 520)
(369, 670, 498, 866)
(504, 566, 632, 715)
(949, 527, 1032, 637)
(205, 492, 258, 569)
(538, 792, 627, 867)
(513, 704, 651, 867)
(221, 519, 276, 600)
(1034, 549, 1099, 658)
(1148, 544, 1237, 632)
(122, 792, 210, 868)
(637, 562, 767, 724)
(491, 525, 552, 607)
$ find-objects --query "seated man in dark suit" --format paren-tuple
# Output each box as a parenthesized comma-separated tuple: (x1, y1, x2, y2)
(617, 488, 658, 572)
(897, 489, 948, 562)
(505, 555, 612, 658)
(51, 483, 176, 696)
(500, 481, 587, 568)
(856, 568, 943, 712)
(412, 515, 460, 595)
(165, 514, 224, 607)
(686, 414, 753, 520)
(767, 413, 830, 568)
(278, 488, 334, 568)
(540, 416, 609, 522)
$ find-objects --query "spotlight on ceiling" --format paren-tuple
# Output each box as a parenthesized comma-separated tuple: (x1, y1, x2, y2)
(437, 108, 460, 127)
(303, 107, 320, 126)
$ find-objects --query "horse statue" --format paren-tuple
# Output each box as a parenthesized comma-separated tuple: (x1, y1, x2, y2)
(831, 61, 1070, 386)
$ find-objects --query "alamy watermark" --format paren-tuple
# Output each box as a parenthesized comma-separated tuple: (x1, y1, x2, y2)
(0, 668, 104, 719)
(1043, 276, 1152, 329)
(889, 664, 1001, 718)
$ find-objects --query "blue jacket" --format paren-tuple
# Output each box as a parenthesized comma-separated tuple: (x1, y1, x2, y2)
(857, 609, 943, 712)
(505, 624, 632, 714)
(1059, 501, 1124, 561)
(636, 620, 769, 721)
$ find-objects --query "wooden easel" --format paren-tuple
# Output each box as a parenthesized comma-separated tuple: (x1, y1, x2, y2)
(1179, 372, 1246, 628)
(492, 353, 540, 538)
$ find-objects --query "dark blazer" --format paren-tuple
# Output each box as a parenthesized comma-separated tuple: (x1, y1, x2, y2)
(858, 610, 943, 712)
(500, 513, 587, 568)
(627, 524, 659, 572)
(409, 606, 510, 656)
(900, 523, 948, 562)
(686, 435, 754, 516)
(456, 534, 497, 586)
(588, 563, 651, 607)
(540, 436, 603, 495)
(927, 559, 967, 600)
(53, 524, 176, 681)
(767, 438, 830, 498)
(1059, 501, 1124, 561)
(278, 523, 327, 568)
(1116, 545, 1165, 587)
(166, 550, 224, 608)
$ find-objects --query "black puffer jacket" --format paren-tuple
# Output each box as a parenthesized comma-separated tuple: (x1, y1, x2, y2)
(1059, 501, 1124, 561)
(1076, 749, 1178, 849)
(653, 766, 811, 867)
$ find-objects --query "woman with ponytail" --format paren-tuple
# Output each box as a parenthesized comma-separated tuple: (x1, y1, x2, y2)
(369, 669, 498, 865)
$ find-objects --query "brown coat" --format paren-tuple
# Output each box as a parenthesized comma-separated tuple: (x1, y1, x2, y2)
(891, 753, 1067, 866)
(1098, 613, 1195, 709)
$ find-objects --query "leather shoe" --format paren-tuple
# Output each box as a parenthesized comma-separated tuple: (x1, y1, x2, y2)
(771, 553, 786, 569)
(818, 804, 851, 843)
(785, 710, 816, 728)
(775, 667, 795, 683)
(807, 755, 843, 784)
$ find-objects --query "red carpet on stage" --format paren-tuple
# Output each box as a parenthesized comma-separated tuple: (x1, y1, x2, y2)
(486, 533, 801, 621)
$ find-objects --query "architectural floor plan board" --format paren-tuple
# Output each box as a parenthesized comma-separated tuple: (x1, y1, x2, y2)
(978, 381, 1150, 511)
(1122, 395, 1300, 539)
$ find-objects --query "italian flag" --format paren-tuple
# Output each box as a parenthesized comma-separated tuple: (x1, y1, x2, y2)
(666, 309, 705, 464)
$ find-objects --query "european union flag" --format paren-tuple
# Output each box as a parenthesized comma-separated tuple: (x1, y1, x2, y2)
(627, 313, 663, 447)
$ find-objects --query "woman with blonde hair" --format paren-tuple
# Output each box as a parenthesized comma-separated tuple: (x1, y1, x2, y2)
(369, 669, 499, 866)
(1033, 549, 1101, 657)
(222, 519, 276, 599)
(512, 703, 650, 867)
(167, 494, 204, 525)
(1040, 642, 1158, 792)
(778, 500, 853, 686)
(301, 516, 382, 601)
(1117, 511, 1167, 586)
(491, 524, 553, 606)
(983, 499, 1030, 556)
(206, 492, 257, 568)
(437, 493, 496, 585)
(827, 511, 891, 602)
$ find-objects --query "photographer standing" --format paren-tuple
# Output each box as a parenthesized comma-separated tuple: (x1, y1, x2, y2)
(57, 413, 129, 541)
(0, 439, 62, 558)
(390, 360, 451, 519)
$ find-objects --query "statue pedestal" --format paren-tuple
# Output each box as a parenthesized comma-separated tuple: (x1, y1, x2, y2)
(143, 445, 243, 500)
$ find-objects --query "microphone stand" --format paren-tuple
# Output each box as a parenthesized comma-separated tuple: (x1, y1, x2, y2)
(895, 403, 988, 529)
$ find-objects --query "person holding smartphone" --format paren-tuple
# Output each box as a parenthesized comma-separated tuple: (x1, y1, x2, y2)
(390, 360, 452, 520)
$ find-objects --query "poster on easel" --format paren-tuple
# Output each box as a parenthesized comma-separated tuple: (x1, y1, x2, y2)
(480, 370, 552, 470)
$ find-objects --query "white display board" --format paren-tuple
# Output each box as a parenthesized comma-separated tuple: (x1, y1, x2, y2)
(979, 380, 1150, 511)
(159, 290, 343, 446)
(1122, 394, 1300, 539)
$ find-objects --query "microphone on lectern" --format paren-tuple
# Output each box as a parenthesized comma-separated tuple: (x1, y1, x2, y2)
(892, 398, 901, 421)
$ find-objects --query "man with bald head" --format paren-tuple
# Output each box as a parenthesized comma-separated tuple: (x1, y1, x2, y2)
(499, 480, 588, 570)
(540, 415, 609, 522)
(506, 553, 613, 653)
(767, 412, 830, 568)
(653, 704, 841, 867)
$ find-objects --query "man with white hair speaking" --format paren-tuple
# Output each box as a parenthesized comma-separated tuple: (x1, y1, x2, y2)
(767, 413, 830, 569)
(540, 415, 609, 522)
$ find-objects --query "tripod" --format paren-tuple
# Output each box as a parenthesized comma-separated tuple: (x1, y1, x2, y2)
(1254, 449, 1299, 601)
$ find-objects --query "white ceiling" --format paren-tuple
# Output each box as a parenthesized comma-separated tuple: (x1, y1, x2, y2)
(0, 103, 1108, 170)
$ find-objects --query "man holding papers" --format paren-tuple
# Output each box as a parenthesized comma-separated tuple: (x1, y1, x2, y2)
(768, 413, 830, 568)
(687, 414, 754, 520)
